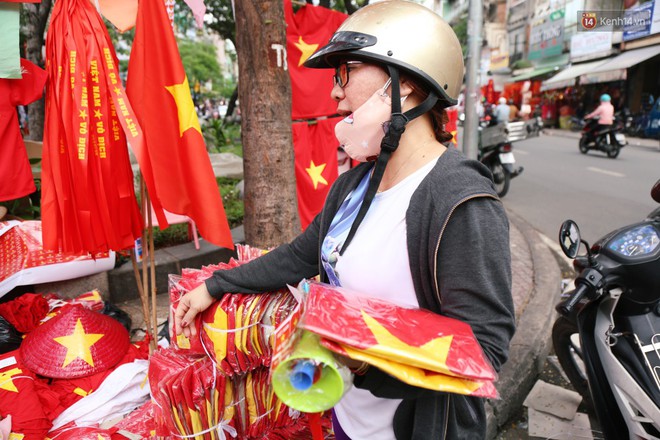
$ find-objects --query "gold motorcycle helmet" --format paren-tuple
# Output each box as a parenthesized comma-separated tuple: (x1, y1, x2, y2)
(304, 0, 464, 108)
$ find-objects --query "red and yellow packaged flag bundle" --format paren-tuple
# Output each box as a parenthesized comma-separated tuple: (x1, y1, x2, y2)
(168, 246, 297, 376)
(298, 280, 499, 399)
(148, 349, 326, 439)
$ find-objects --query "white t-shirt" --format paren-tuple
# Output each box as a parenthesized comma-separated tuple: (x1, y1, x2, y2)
(333, 157, 437, 440)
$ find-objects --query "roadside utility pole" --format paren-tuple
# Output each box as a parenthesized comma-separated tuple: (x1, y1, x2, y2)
(463, 0, 483, 160)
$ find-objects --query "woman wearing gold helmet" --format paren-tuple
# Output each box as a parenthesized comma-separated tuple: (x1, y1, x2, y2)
(175, 2, 515, 438)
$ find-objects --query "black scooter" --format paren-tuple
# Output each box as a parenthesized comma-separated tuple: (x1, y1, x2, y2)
(553, 179, 660, 439)
(579, 117, 628, 159)
(478, 122, 523, 198)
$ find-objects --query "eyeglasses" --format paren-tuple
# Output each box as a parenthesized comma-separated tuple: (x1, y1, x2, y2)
(333, 61, 364, 88)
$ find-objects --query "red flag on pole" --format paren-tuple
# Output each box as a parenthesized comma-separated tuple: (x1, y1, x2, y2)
(126, 0, 233, 250)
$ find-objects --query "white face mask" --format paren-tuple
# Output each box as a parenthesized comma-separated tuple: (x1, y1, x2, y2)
(334, 79, 406, 162)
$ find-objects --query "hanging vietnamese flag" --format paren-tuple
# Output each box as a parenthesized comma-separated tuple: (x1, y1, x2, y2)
(285, 1, 347, 228)
(292, 117, 341, 229)
(284, 0, 347, 120)
(126, 0, 233, 250)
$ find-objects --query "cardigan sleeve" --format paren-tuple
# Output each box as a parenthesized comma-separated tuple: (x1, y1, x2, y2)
(204, 214, 322, 297)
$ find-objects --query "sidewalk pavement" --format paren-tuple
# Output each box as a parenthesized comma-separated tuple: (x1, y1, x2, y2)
(35, 151, 564, 438)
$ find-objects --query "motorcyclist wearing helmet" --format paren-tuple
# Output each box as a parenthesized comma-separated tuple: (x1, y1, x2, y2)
(586, 93, 615, 131)
(175, 2, 514, 439)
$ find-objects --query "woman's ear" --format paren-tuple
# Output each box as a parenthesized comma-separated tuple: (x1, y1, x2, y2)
(399, 78, 415, 98)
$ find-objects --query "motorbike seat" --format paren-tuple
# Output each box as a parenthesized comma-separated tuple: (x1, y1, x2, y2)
(595, 126, 615, 136)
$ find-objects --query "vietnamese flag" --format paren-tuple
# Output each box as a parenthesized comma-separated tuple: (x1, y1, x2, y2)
(126, 0, 233, 250)
(292, 117, 341, 229)
(300, 281, 498, 383)
(284, 0, 347, 120)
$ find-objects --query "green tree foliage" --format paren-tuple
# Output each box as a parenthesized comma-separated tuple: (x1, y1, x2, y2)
(453, 16, 468, 57)
(178, 39, 222, 85)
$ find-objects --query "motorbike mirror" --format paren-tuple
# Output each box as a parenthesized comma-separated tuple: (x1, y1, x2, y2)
(652, 179, 660, 204)
(559, 220, 582, 259)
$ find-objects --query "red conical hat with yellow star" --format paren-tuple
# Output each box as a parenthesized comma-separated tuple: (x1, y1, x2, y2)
(19, 305, 130, 379)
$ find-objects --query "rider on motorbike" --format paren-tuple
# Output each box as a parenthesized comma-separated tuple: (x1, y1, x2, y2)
(585, 94, 614, 136)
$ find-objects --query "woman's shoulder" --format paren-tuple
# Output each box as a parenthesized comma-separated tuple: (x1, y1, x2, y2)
(411, 148, 500, 213)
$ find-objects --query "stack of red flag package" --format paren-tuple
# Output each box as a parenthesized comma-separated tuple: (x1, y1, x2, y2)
(297, 280, 500, 399)
(153, 245, 332, 439)
(149, 334, 324, 439)
(168, 246, 297, 376)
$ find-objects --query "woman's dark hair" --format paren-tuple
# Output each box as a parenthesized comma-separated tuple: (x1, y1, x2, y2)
(407, 77, 453, 143)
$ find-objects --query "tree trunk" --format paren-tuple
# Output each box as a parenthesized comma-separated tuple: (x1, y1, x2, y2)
(22, 0, 52, 141)
(234, 0, 300, 248)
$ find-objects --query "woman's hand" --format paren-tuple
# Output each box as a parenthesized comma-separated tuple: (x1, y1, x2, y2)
(333, 353, 370, 375)
(174, 283, 216, 339)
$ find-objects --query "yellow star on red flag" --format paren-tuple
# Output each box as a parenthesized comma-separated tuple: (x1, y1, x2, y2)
(294, 36, 318, 67)
(165, 76, 202, 137)
(0, 368, 22, 392)
(204, 307, 229, 360)
(362, 310, 452, 367)
(54, 318, 104, 368)
(306, 160, 328, 189)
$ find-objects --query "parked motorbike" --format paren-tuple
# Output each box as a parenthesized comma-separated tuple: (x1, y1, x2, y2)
(478, 122, 523, 198)
(579, 117, 628, 158)
(618, 108, 634, 137)
(553, 178, 660, 439)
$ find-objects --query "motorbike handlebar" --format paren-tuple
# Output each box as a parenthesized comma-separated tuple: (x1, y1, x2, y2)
(556, 283, 589, 316)
(556, 267, 604, 316)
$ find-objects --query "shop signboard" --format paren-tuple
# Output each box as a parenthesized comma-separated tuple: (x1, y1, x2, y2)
(529, 9, 565, 60)
(570, 32, 612, 60)
(623, 1, 655, 41)
(651, 1, 660, 35)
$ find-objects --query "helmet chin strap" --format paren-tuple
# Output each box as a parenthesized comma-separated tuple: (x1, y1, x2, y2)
(339, 65, 438, 255)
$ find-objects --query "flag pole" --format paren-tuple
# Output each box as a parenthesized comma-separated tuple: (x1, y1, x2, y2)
(146, 190, 158, 351)
(140, 177, 157, 352)
(129, 249, 151, 347)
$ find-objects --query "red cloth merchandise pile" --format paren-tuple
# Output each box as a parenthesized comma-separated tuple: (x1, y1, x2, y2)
(0, 290, 154, 439)
(0, 221, 114, 297)
(148, 245, 332, 439)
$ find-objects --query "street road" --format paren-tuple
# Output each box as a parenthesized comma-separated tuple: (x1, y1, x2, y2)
(500, 132, 659, 250)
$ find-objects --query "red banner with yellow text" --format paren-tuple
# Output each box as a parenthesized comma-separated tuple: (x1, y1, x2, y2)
(41, 0, 143, 254)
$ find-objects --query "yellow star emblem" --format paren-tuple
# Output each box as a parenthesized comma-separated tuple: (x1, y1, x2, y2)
(362, 310, 453, 372)
(113, 87, 122, 95)
(165, 76, 202, 137)
(79, 109, 88, 119)
(0, 368, 22, 392)
(294, 36, 318, 67)
(94, 109, 103, 119)
(305, 160, 328, 190)
(203, 306, 228, 361)
(54, 318, 104, 368)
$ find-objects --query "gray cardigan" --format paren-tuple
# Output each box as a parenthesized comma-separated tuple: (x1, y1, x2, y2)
(205, 147, 515, 439)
